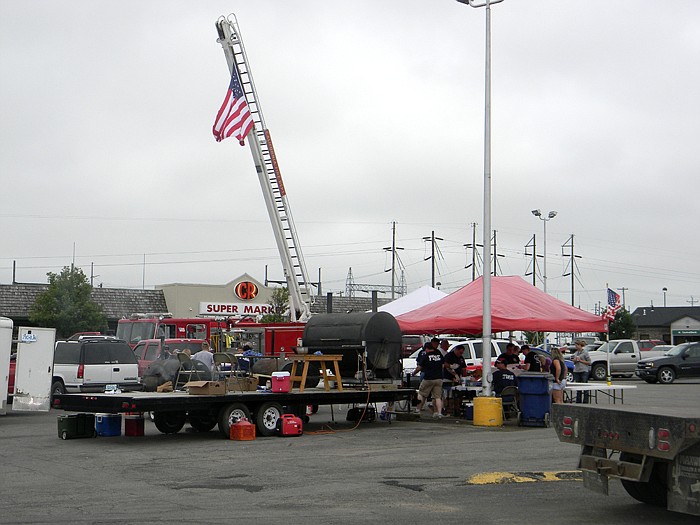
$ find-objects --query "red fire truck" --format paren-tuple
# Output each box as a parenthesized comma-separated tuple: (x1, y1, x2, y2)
(116, 314, 304, 357)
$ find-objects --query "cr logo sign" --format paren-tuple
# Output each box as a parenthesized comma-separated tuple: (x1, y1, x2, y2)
(235, 281, 259, 300)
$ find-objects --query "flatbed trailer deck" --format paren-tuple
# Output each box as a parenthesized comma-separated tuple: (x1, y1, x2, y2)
(53, 387, 414, 438)
(552, 403, 700, 516)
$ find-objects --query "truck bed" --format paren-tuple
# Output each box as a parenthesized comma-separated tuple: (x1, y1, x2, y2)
(552, 403, 700, 459)
(53, 387, 413, 414)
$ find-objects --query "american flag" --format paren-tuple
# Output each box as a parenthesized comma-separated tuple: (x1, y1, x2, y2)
(212, 68, 254, 145)
(604, 288, 622, 321)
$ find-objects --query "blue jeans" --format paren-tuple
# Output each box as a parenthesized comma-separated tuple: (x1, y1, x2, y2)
(573, 370, 590, 403)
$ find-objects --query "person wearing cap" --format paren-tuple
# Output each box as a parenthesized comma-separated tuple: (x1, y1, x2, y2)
(521, 345, 541, 372)
(492, 356, 516, 395)
(571, 339, 591, 403)
(412, 340, 447, 419)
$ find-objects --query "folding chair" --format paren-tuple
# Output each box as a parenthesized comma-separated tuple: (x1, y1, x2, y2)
(174, 353, 202, 389)
(213, 352, 239, 379)
(499, 385, 520, 421)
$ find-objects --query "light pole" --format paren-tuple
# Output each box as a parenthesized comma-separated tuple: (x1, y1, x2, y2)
(532, 209, 557, 351)
(663, 287, 668, 307)
(456, 0, 504, 397)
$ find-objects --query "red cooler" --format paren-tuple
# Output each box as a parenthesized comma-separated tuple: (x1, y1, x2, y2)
(271, 371, 291, 393)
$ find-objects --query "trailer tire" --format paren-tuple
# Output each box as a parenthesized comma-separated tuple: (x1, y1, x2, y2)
(218, 403, 251, 438)
(153, 411, 186, 434)
(189, 413, 218, 432)
(256, 401, 284, 437)
(591, 363, 607, 381)
(619, 453, 668, 508)
(657, 367, 676, 384)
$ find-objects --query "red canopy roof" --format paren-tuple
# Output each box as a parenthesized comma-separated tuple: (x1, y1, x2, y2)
(396, 275, 608, 334)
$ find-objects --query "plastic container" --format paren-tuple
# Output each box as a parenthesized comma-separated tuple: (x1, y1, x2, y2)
(463, 403, 474, 420)
(230, 418, 256, 441)
(57, 413, 96, 440)
(271, 371, 291, 393)
(95, 414, 122, 437)
(124, 414, 145, 437)
(517, 372, 552, 427)
(473, 396, 503, 427)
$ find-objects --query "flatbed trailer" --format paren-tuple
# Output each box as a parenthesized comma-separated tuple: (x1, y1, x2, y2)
(552, 403, 700, 517)
(53, 387, 413, 439)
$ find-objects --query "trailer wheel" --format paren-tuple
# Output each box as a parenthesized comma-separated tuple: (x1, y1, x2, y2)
(218, 403, 251, 438)
(153, 411, 186, 434)
(591, 364, 607, 381)
(619, 453, 668, 507)
(657, 367, 676, 384)
(256, 401, 284, 437)
(189, 413, 218, 432)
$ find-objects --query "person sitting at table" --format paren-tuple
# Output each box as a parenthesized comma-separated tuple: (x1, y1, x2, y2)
(443, 344, 467, 413)
(521, 345, 541, 372)
(492, 356, 517, 395)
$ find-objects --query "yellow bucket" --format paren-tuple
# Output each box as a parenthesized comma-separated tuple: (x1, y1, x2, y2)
(473, 396, 503, 427)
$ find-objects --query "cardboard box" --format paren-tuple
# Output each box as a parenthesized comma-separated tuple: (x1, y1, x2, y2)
(226, 376, 259, 392)
(185, 380, 226, 395)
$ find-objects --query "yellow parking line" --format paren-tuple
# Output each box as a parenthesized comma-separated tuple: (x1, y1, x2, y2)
(467, 471, 582, 485)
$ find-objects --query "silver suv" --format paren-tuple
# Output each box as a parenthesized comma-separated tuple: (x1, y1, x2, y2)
(51, 337, 141, 395)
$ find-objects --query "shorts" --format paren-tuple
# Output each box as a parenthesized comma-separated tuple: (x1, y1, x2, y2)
(551, 379, 567, 391)
(418, 379, 443, 400)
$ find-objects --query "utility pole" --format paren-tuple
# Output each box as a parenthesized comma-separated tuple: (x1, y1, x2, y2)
(423, 230, 443, 288)
(617, 287, 628, 310)
(561, 234, 581, 306)
(464, 222, 482, 281)
(490, 230, 505, 276)
(524, 234, 538, 286)
(688, 296, 698, 307)
(383, 221, 403, 299)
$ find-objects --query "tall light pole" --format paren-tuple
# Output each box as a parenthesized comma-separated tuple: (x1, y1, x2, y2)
(663, 287, 668, 307)
(456, 0, 504, 397)
(532, 209, 557, 351)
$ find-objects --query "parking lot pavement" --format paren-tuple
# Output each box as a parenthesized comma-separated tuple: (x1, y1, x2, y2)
(1, 380, 698, 524)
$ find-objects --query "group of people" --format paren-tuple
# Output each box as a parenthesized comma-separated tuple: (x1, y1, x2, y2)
(410, 338, 467, 419)
(410, 337, 593, 413)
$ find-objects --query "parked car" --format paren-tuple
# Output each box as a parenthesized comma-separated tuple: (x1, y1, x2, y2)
(637, 339, 665, 352)
(635, 342, 700, 384)
(400, 335, 429, 358)
(587, 339, 666, 381)
(132, 338, 206, 377)
(51, 337, 141, 396)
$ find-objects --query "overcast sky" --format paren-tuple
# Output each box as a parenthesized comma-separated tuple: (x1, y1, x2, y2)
(2, 0, 699, 314)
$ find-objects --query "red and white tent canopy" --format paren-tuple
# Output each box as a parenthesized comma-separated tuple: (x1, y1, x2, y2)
(396, 276, 607, 334)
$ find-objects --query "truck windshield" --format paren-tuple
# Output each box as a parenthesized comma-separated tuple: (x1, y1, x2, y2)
(596, 342, 611, 353)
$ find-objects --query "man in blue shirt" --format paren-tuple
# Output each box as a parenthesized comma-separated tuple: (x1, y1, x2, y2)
(412, 343, 447, 419)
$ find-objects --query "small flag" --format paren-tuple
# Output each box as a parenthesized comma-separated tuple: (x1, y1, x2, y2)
(603, 288, 621, 321)
(212, 68, 254, 145)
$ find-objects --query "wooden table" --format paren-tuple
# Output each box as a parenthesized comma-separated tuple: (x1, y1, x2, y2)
(288, 355, 344, 392)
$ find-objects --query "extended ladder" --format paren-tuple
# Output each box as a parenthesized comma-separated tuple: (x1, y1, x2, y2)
(215, 15, 312, 321)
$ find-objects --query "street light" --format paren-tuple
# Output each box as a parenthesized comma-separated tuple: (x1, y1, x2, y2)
(663, 287, 668, 307)
(456, 0, 505, 397)
(532, 209, 557, 352)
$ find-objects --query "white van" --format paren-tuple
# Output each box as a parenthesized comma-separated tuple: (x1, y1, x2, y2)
(446, 339, 512, 368)
(51, 337, 141, 395)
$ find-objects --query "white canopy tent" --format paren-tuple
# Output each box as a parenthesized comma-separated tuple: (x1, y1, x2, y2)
(376, 286, 447, 317)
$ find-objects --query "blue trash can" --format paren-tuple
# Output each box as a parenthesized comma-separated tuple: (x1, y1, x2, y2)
(517, 372, 552, 427)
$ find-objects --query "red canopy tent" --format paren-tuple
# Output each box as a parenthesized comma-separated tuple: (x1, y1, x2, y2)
(396, 275, 608, 334)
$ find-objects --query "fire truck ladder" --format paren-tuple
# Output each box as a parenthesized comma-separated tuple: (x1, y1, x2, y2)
(216, 15, 312, 321)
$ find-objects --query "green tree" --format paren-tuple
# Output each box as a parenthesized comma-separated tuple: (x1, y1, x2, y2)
(260, 287, 290, 323)
(523, 331, 545, 346)
(30, 266, 107, 338)
(609, 308, 635, 339)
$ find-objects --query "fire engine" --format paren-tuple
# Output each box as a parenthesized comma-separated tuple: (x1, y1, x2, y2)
(116, 314, 304, 357)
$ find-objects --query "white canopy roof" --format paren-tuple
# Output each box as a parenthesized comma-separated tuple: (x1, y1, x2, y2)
(377, 286, 447, 317)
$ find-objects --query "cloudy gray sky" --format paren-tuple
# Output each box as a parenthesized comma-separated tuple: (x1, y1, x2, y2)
(2, 0, 699, 314)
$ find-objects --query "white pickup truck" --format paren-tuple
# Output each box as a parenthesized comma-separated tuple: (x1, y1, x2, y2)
(587, 339, 666, 381)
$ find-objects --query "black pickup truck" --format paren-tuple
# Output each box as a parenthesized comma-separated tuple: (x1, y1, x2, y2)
(635, 341, 700, 384)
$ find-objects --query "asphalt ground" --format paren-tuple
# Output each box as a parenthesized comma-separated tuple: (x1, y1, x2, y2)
(1, 378, 699, 524)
